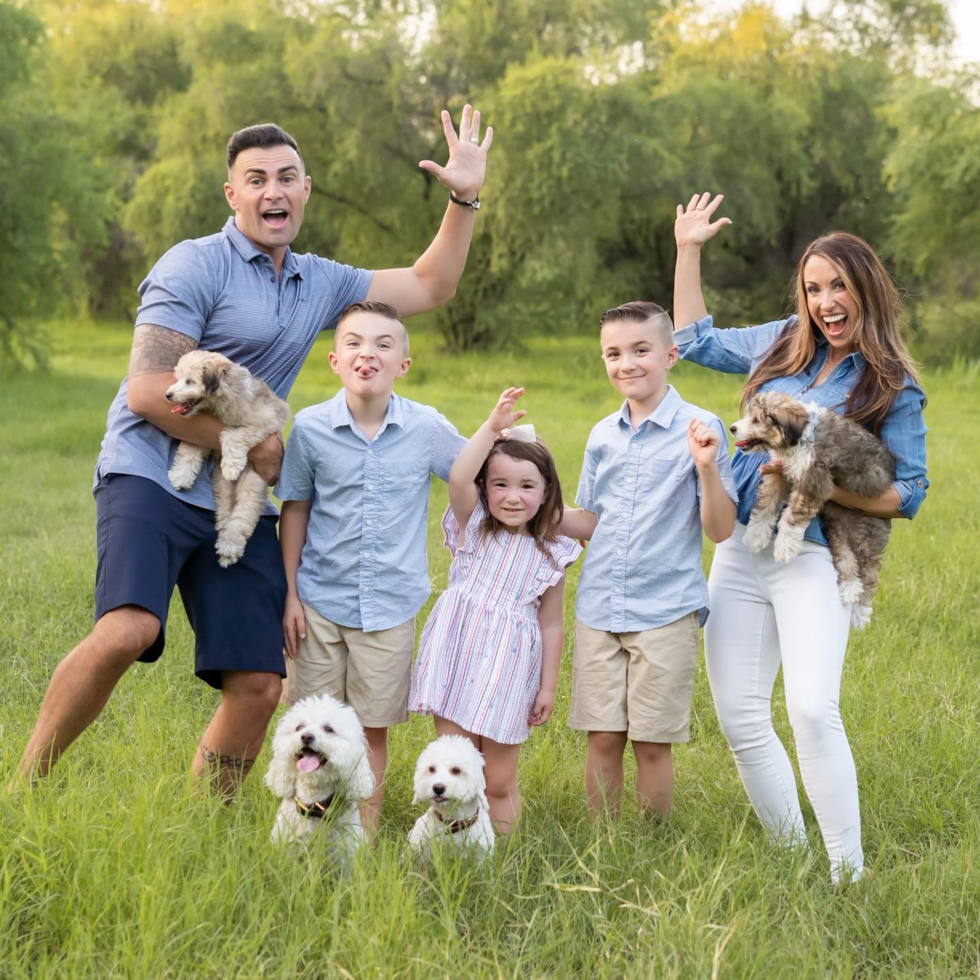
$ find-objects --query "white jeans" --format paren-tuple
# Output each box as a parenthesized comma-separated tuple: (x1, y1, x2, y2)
(705, 524, 862, 881)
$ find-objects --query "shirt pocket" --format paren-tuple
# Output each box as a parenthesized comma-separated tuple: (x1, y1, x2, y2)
(645, 455, 685, 492)
(383, 455, 430, 495)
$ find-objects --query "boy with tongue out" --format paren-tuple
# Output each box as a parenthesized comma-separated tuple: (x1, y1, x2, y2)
(274, 301, 465, 831)
(16, 108, 492, 797)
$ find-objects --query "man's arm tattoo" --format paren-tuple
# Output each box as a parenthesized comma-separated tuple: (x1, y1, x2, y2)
(199, 742, 256, 776)
(128, 324, 198, 377)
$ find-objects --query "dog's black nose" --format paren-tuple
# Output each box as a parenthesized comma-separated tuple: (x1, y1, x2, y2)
(300, 732, 314, 745)
(165, 391, 173, 401)
(432, 784, 446, 796)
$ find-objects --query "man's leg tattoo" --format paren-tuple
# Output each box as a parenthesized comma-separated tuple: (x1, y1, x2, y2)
(199, 741, 256, 781)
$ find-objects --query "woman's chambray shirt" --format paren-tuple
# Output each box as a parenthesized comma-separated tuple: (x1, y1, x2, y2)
(674, 315, 928, 546)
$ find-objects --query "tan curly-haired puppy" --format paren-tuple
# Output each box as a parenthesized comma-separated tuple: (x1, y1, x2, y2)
(730, 391, 895, 628)
(165, 350, 290, 567)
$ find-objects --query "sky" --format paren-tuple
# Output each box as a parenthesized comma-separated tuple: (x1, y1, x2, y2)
(711, 0, 980, 63)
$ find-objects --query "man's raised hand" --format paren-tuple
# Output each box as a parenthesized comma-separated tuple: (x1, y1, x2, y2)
(675, 192, 731, 249)
(419, 104, 493, 203)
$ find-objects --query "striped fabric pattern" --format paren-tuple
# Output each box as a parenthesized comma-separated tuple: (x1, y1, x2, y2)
(409, 501, 581, 744)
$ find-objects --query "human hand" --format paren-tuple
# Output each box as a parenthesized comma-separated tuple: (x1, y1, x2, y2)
(686, 417, 720, 470)
(759, 460, 784, 476)
(248, 432, 284, 486)
(529, 690, 555, 726)
(487, 387, 527, 435)
(418, 104, 493, 203)
(283, 592, 307, 660)
(675, 192, 731, 249)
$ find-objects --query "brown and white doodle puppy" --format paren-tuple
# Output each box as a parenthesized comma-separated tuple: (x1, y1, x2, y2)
(165, 350, 290, 567)
(730, 392, 895, 628)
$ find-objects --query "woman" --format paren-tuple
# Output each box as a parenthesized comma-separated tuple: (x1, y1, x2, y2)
(672, 193, 928, 882)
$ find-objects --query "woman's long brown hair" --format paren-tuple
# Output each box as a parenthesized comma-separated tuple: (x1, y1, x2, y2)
(475, 439, 564, 561)
(742, 232, 919, 433)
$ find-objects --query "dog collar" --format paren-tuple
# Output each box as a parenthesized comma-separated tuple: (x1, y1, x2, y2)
(295, 794, 335, 819)
(434, 807, 481, 835)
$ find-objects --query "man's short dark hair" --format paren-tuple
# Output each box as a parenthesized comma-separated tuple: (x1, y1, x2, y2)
(226, 123, 302, 171)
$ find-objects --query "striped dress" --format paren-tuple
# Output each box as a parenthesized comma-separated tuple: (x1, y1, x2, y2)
(409, 501, 581, 744)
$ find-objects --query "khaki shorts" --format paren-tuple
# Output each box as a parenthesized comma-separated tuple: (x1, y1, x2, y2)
(568, 613, 700, 743)
(283, 603, 415, 728)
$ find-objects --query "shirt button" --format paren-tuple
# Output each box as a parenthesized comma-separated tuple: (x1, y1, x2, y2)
(617, 549, 624, 557)
(916, 480, 923, 487)
(269, 276, 275, 283)
(362, 551, 371, 559)
(366, 483, 374, 491)
(365, 520, 373, 527)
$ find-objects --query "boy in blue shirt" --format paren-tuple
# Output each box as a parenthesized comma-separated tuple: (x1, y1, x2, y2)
(561, 302, 738, 817)
(275, 301, 464, 830)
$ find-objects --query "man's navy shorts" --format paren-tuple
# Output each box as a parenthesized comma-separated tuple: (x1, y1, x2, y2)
(94, 473, 287, 689)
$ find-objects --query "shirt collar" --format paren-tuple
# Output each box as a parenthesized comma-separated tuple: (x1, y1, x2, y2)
(327, 390, 404, 435)
(615, 385, 682, 432)
(812, 334, 865, 372)
(222, 216, 303, 280)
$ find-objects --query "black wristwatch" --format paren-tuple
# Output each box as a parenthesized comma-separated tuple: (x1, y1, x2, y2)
(449, 191, 480, 210)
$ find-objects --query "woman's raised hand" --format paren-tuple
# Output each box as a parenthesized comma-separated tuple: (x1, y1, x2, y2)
(675, 192, 731, 249)
(487, 386, 527, 435)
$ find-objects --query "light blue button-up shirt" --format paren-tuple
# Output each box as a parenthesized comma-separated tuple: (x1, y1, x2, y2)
(94, 217, 373, 511)
(274, 390, 465, 631)
(575, 386, 738, 632)
(675, 315, 929, 545)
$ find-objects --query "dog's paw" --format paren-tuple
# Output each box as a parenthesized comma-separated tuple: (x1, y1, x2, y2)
(221, 456, 246, 482)
(838, 579, 864, 605)
(168, 466, 195, 491)
(743, 520, 774, 553)
(215, 533, 246, 568)
(850, 604, 873, 630)
(772, 530, 802, 563)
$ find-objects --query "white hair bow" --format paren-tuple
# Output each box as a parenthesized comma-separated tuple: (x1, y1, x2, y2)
(502, 423, 536, 443)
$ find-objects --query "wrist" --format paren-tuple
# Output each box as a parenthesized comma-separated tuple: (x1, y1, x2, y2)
(695, 458, 718, 475)
(449, 190, 480, 208)
(676, 242, 703, 256)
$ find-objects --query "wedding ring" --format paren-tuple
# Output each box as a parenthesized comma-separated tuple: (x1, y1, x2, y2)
(470, 136, 479, 143)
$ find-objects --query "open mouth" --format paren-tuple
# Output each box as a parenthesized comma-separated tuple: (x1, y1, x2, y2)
(822, 313, 848, 338)
(170, 400, 199, 416)
(262, 208, 288, 228)
(296, 747, 326, 774)
(432, 795, 449, 805)
(735, 438, 766, 451)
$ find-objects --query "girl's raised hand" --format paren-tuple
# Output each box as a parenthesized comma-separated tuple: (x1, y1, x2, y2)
(674, 192, 731, 249)
(487, 386, 527, 435)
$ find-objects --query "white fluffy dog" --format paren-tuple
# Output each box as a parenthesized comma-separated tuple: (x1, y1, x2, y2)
(264, 694, 374, 857)
(408, 735, 494, 859)
(165, 350, 290, 568)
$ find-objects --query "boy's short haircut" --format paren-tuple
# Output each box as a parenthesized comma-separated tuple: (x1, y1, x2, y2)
(226, 123, 303, 172)
(600, 301, 674, 346)
(335, 300, 409, 352)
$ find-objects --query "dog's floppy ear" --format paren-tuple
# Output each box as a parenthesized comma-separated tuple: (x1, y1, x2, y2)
(201, 359, 228, 396)
(774, 400, 810, 447)
(348, 749, 375, 802)
(264, 747, 296, 799)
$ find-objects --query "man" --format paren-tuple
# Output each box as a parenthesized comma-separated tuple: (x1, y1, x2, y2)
(17, 106, 493, 795)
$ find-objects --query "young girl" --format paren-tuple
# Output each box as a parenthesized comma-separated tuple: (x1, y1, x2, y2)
(408, 387, 581, 833)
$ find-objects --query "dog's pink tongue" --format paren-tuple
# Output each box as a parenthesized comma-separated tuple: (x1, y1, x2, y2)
(296, 753, 321, 773)
(170, 404, 185, 414)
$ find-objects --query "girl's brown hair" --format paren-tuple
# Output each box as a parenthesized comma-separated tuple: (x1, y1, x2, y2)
(742, 232, 919, 434)
(475, 439, 564, 560)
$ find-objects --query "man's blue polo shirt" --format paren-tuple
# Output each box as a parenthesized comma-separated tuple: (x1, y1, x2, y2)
(94, 217, 373, 511)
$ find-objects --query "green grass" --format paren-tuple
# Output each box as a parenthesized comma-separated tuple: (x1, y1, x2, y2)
(2, 319, 978, 979)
